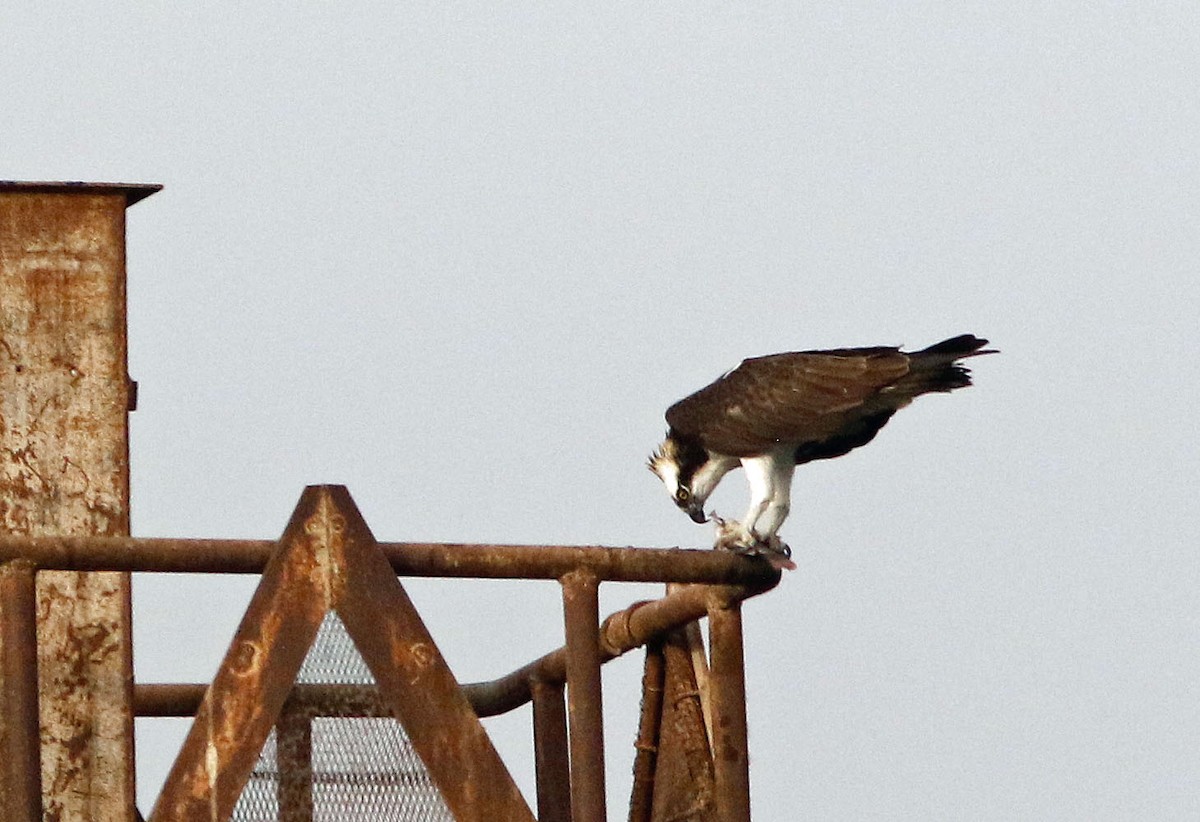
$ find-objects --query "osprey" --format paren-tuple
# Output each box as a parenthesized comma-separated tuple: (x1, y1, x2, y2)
(648, 334, 994, 566)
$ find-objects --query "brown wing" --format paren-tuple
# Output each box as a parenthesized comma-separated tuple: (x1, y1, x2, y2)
(665, 347, 912, 457)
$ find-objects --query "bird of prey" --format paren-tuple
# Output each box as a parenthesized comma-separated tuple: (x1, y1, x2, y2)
(648, 334, 994, 567)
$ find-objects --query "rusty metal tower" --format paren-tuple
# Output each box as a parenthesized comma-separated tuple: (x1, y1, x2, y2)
(0, 181, 780, 822)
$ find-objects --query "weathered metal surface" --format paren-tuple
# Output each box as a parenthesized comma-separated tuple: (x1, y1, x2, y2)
(131, 577, 777, 726)
(326, 486, 534, 821)
(0, 181, 160, 205)
(0, 560, 42, 822)
(275, 700, 315, 822)
(683, 620, 713, 749)
(135, 587, 770, 820)
(462, 580, 777, 718)
(649, 629, 718, 822)
(0, 179, 774, 819)
(707, 600, 750, 822)
(0, 183, 156, 822)
(143, 486, 533, 820)
(134, 682, 391, 718)
(530, 678, 570, 822)
(129, 579, 779, 723)
(2, 480, 775, 818)
(628, 641, 665, 822)
(377, 542, 777, 584)
(148, 489, 331, 822)
(562, 570, 606, 822)
(126, 556, 774, 822)
(0, 535, 781, 585)
(0, 536, 278, 572)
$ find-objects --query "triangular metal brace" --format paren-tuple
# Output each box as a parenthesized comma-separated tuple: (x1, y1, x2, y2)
(149, 485, 534, 822)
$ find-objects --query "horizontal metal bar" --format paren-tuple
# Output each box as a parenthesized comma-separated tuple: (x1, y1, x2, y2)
(382, 542, 776, 585)
(0, 537, 778, 585)
(134, 683, 391, 718)
(0, 538, 277, 573)
(134, 579, 777, 720)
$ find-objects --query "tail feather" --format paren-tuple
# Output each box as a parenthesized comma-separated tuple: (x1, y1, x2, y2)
(901, 334, 996, 395)
(914, 334, 997, 361)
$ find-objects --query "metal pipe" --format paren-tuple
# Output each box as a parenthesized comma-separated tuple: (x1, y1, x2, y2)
(627, 641, 665, 822)
(0, 537, 278, 573)
(0, 561, 42, 822)
(561, 570, 606, 822)
(708, 598, 750, 822)
(383, 542, 772, 584)
(530, 679, 571, 822)
(134, 682, 391, 717)
(0, 536, 778, 585)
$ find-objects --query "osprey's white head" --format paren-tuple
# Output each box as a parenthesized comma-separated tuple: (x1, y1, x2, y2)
(648, 431, 735, 524)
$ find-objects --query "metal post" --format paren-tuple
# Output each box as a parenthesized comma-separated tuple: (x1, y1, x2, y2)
(276, 699, 314, 822)
(683, 619, 713, 747)
(531, 678, 571, 822)
(628, 641, 665, 822)
(0, 560, 42, 822)
(0, 181, 158, 822)
(708, 598, 750, 822)
(561, 570, 606, 822)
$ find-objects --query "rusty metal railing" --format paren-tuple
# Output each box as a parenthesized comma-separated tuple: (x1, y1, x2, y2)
(0, 183, 780, 821)
(0, 486, 781, 822)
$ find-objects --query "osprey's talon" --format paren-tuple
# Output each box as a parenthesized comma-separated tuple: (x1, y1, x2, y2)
(758, 535, 796, 570)
(709, 520, 796, 569)
(765, 535, 791, 559)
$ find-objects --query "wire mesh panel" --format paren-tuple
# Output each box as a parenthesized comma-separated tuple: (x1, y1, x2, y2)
(232, 612, 454, 821)
(296, 611, 373, 686)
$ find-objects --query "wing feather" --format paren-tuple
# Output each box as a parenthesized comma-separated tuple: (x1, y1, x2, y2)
(666, 348, 912, 456)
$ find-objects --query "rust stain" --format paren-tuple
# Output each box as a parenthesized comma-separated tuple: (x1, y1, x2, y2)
(227, 640, 265, 678)
(305, 490, 346, 606)
(406, 641, 435, 684)
(408, 641, 434, 667)
(1, 186, 149, 822)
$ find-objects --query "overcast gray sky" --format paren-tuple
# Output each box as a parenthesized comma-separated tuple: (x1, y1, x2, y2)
(5, 3, 1200, 819)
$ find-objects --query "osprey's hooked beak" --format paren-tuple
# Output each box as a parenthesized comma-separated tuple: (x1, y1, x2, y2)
(679, 500, 709, 524)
